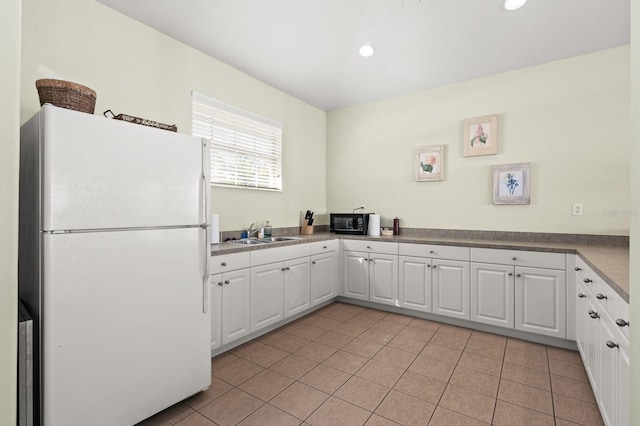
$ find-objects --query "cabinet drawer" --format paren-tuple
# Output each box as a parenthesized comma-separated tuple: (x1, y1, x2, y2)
(342, 239, 398, 254)
(211, 251, 251, 274)
(471, 248, 565, 270)
(251, 244, 311, 266)
(310, 239, 339, 255)
(399, 243, 469, 261)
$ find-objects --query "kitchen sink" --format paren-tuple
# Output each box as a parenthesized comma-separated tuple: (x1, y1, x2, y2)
(228, 236, 302, 245)
(228, 238, 267, 245)
(259, 237, 302, 243)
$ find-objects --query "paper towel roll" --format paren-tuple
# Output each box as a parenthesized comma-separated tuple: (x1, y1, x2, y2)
(368, 214, 381, 236)
(211, 214, 220, 244)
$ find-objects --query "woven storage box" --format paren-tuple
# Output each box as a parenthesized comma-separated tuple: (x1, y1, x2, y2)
(36, 79, 96, 114)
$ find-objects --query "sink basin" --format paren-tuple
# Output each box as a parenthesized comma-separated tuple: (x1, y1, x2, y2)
(228, 238, 267, 245)
(227, 236, 302, 245)
(259, 237, 302, 243)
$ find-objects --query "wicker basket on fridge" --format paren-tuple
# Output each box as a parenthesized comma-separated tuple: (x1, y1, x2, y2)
(35, 79, 97, 114)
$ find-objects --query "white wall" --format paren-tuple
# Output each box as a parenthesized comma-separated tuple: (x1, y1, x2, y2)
(0, 0, 20, 423)
(21, 0, 327, 231)
(327, 47, 630, 235)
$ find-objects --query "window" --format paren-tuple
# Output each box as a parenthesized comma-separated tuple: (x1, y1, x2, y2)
(192, 92, 283, 191)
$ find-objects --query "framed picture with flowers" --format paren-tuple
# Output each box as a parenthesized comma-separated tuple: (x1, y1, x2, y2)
(415, 145, 444, 182)
(493, 162, 530, 205)
(463, 115, 498, 157)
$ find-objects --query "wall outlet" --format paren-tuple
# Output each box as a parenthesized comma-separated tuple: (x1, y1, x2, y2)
(573, 203, 583, 216)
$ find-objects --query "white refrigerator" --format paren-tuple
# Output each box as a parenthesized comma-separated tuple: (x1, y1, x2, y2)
(19, 105, 211, 426)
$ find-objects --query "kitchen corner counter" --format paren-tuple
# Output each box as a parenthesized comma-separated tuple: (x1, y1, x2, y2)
(212, 232, 629, 302)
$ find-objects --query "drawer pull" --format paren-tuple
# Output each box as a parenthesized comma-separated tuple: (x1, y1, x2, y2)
(366, 246, 372, 249)
(312, 261, 316, 265)
(432, 265, 437, 268)
(578, 293, 586, 298)
(508, 272, 513, 276)
(584, 278, 593, 284)
(285, 267, 291, 270)
(575, 267, 582, 271)
(224, 280, 230, 285)
(217, 281, 223, 286)
(221, 262, 227, 267)
(616, 319, 630, 327)
(281, 267, 286, 271)
(588, 310, 599, 319)
(512, 257, 517, 261)
(429, 250, 435, 254)
(427, 264, 431, 268)
(323, 245, 327, 249)
(596, 293, 608, 300)
(516, 273, 522, 278)
(606, 341, 619, 349)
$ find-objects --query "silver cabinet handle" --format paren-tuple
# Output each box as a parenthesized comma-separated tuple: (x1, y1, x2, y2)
(312, 261, 316, 265)
(429, 250, 435, 254)
(323, 245, 327, 249)
(516, 273, 522, 278)
(588, 310, 599, 319)
(426, 264, 431, 268)
(578, 293, 586, 298)
(281, 267, 286, 271)
(285, 267, 291, 270)
(221, 262, 227, 267)
(432, 265, 437, 269)
(217, 281, 223, 286)
(224, 280, 230, 285)
(584, 278, 592, 283)
(366, 246, 372, 250)
(575, 267, 582, 271)
(596, 293, 608, 300)
(508, 272, 513, 276)
(616, 319, 630, 327)
(606, 341, 619, 349)
(512, 257, 517, 261)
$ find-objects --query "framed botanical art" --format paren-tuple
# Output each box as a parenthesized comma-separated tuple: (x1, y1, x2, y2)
(463, 114, 498, 157)
(415, 145, 444, 182)
(493, 162, 530, 205)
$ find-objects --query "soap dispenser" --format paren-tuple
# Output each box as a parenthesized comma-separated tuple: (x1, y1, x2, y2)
(264, 221, 273, 238)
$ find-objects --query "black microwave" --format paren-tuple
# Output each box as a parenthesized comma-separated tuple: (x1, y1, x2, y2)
(330, 213, 370, 234)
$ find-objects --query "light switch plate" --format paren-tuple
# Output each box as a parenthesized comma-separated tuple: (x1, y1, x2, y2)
(573, 203, 583, 216)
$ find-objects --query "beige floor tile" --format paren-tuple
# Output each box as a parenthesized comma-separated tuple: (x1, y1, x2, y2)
(408, 355, 455, 382)
(334, 376, 390, 411)
(332, 322, 368, 338)
(232, 341, 268, 357)
(372, 346, 417, 369)
(554, 419, 583, 426)
(356, 359, 405, 387)
(393, 371, 446, 404)
(365, 414, 402, 425)
(506, 338, 548, 356)
(450, 366, 499, 397)
(346, 314, 381, 328)
(436, 324, 473, 339)
(236, 403, 301, 426)
(497, 379, 553, 415)
(459, 349, 504, 377)
(213, 358, 265, 386)
(464, 339, 506, 360)
(429, 330, 468, 350)
(211, 352, 239, 371)
(173, 412, 216, 426)
(547, 346, 582, 364)
(184, 377, 233, 409)
(358, 329, 396, 346)
(398, 325, 436, 341)
(428, 407, 489, 426)
(551, 374, 597, 403)
(307, 396, 372, 426)
(408, 318, 441, 331)
(468, 330, 507, 347)
(313, 330, 354, 349)
(492, 400, 555, 426)
(375, 389, 436, 426)
(299, 364, 351, 394)
(137, 402, 194, 426)
(323, 349, 369, 374)
(198, 388, 263, 426)
(548, 357, 590, 382)
(270, 354, 318, 379)
(270, 382, 329, 421)
(302, 315, 343, 331)
(295, 341, 338, 363)
(386, 335, 426, 355)
(256, 330, 287, 345)
(503, 350, 549, 372)
(343, 338, 384, 358)
(501, 361, 551, 391)
(285, 323, 328, 340)
(438, 384, 496, 424)
(553, 393, 604, 426)
(370, 319, 407, 334)
(238, 369, 294, 401)
(382, 313, 414, 325)
(268, 333, 311, 353)
(243, 344, 289, 368)
(420, 342, 462, 365)
(360, 309, 388, 320)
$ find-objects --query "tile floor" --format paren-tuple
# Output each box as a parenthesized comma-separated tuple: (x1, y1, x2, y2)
(139, 302, 604, 426)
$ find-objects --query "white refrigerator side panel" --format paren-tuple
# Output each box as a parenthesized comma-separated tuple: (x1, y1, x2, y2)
(41, 105, 206, 231)
(42, 229, 210, 426)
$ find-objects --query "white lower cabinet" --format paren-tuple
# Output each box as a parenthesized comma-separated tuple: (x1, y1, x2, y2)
(432, 259, 470, 320)
(250, 263, 285, 332)
(399, 256, 432, 312)
(369, 253, 399, 306)
(283, 257, 311, 318)
(217, 268, 251, 345)
(310, 251, 338, 306)
(470, 263, 514, 328)
(210, 275, 222, 351)
(515, 267, 566, 338)
(343, 251, 369, 300)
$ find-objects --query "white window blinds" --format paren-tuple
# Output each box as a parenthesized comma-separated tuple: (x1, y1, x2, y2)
(192, 92, 283, 191)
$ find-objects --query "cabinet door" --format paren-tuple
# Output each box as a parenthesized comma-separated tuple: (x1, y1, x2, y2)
(584, 297, 601, 393)
(250, 263, 284, 332)
(617, 336, 630, 426)
(470, 263, 514, 328)
(210, 273, 223, 351)
(221, 268, 251, 345)
(432, 259, 470, 320)
(515, 267, 566, 338)
(598, 313, 617, 426)
(575, 280, 589, 358)
(284, 257, 311, 318)
(399, 256, 432, 312)
(310, 252, 337, 307)
(369, 253, 399, 306)
(343, 251, 369, 300)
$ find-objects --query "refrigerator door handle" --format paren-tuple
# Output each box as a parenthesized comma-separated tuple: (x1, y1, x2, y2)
(202, 224, 209, 313)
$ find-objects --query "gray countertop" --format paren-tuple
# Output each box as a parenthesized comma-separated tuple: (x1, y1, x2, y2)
(211, 232, 629, 302)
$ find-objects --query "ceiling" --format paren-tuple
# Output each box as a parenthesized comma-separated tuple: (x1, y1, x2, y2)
(96, 0, 630, 111)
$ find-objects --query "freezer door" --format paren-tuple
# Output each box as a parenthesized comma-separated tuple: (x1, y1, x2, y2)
(40, 105, 207, 231)
(41, 228, 210, 426)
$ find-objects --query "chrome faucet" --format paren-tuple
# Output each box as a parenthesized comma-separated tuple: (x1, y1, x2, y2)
(247, 223, 259, 238)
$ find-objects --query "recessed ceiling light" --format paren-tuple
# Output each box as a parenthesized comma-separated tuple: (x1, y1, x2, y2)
(359, 44, 376, 58)
(504, 0, 527, 11)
